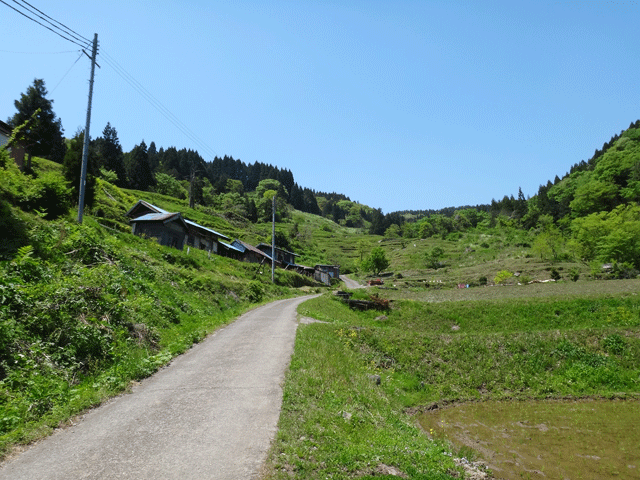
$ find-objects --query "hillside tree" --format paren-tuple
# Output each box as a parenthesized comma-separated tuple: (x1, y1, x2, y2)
(7, 78, 66, 166)
(63, 130, 97, 209)
(93, 122, 127, 187)
(126, 141, 156, 191)
(362, 246, 390, 276)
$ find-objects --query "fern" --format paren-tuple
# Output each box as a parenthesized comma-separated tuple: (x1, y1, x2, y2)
(13, 245, 34, 263)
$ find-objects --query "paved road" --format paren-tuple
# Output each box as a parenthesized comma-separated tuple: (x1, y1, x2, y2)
(341, 275, 364, 289)
(0, 295, 318, 480)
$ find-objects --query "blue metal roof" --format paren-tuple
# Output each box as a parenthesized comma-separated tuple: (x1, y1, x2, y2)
(219, 240, 243, 253)
(128, 200, 230, 240)
(184, 219, 230, 241)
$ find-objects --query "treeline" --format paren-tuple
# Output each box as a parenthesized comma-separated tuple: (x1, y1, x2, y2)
(374, 120, 640, 274)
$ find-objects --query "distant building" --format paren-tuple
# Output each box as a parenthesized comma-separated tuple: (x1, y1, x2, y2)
(230, 239, 277, 265)
(130, 212, 188, 250)
(314, 264, 340, 285)
(0, 120, 10, 149)
(126, 200, 231, 252)
(256, 243, 299, 267)
(0, 120, 26, 168)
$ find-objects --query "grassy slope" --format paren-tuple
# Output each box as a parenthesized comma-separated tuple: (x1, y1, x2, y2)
(0, 157, 322, 459)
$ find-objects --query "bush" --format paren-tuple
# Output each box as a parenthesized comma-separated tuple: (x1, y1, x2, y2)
(550, 268, 561, 281)
(570, 268, 580, 282)
(494, 270, 513, 285)
(31, 172, 72, 219)
(478, 276, 488, 286)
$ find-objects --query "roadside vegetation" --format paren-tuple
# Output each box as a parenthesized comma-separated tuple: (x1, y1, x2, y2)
(0, 151, 321, 459)
(3, 83, 640, 477)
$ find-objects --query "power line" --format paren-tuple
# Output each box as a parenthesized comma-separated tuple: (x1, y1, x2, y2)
(99, 49, 218, 160)
(0, 49, 79, 54)
(51, 50, 84, 93)
(16, 0, 92, 44)
(0, 0, 89, 49)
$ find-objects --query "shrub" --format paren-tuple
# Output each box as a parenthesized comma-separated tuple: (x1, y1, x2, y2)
(478, 276, 487, 286)
(550, 268, 561, 281)
(494, 270, 513, 285)
(570, 267, 580, 282)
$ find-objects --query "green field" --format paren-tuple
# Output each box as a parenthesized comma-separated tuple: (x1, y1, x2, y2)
(263, 281, 640, 479)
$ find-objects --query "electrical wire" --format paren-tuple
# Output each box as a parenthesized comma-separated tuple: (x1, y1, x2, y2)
(0, 49, 79, 54)
(15, 0, 91, 44)
(0, 0, 89, 49)
(51, 50, 84, 93)
(99, 49, 218, 160)
(1, 0, 217, 160)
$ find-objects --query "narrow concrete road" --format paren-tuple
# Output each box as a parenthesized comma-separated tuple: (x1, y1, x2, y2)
(341, 275, 364, 289)
(0, 295, 318, 480)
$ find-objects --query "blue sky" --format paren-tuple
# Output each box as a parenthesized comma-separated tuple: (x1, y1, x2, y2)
(2, 1, 639, 213)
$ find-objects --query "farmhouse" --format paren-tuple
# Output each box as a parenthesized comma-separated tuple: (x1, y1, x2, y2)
(126, 200, 231, 252)
(129, 212, 188, 250)
(256, 243, 299, 267)
(0, 120, 10, 148)
(230, 239, 277, 266)
(0, 120, 26, 168)
(314, 264, 340, 285)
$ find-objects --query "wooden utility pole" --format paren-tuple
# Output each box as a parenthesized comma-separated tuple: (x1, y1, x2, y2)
(78, 33, 98, 224)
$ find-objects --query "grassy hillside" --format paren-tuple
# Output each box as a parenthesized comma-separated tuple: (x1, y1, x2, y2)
(0, 152, 322, 458)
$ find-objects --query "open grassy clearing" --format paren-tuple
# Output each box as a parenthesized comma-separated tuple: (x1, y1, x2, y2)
(264, 281, 640, 479)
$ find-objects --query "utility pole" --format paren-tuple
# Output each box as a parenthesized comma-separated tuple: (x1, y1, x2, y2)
(78, 33, 98, 224)
(271, 194, 276, 283)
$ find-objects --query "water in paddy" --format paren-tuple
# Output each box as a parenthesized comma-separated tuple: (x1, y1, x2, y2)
(418, 398, 639, 479)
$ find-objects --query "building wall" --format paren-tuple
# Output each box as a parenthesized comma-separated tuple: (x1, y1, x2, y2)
(133, 222, 186, 250)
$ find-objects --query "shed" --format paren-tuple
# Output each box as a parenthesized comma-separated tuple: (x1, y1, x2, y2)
(130, 212, 188, 250)
(314, 264, 341, 285)
(218, 240, 244, 261)
(256, 243, 299, 266)
(231, 239, 278, 266)
(0, 120, 26, 168)
(126, 200, 230, 253)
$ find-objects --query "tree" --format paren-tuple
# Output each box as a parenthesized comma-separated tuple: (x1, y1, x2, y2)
(361, 247, 389, 276)
(7, 79, 66, 165)
(93, 122, 127, 187)
(425, 246, 445, 269)
(126, 141, 156, 191)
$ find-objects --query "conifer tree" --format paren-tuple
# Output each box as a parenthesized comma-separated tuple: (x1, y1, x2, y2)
(126, 141, 156, 191)
(94, 122, 127, 187)
(7, 78, 66, 165)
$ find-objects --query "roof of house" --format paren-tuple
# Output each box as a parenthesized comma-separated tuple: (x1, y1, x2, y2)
(0, 120, 11, 136)
(184, 219, 230, 241)
(126, 200, 229, 240)
(232, 239, 274, 260)
(219, 240, 243, 253)
(256, 243, 299, 257)
(130, 212, 188, 229)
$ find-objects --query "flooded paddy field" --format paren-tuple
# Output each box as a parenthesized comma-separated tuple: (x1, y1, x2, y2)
(419, 398, 640, 479)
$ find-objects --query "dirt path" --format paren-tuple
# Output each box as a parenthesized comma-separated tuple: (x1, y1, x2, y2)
(0, 295, 318, 480)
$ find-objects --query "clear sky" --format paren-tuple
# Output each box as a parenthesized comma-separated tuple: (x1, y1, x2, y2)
(2, 1, 639, 213)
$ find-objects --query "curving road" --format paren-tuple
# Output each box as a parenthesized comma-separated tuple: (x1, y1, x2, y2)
(340, 275, 364, 289)
(0, 295, 318, 480)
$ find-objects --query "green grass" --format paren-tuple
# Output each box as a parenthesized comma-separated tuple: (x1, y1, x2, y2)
(0, 157, 324, 458)
(293, 292, 640, 407)
(263, 288, 640, 478)
(263, 319, 460, 480)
